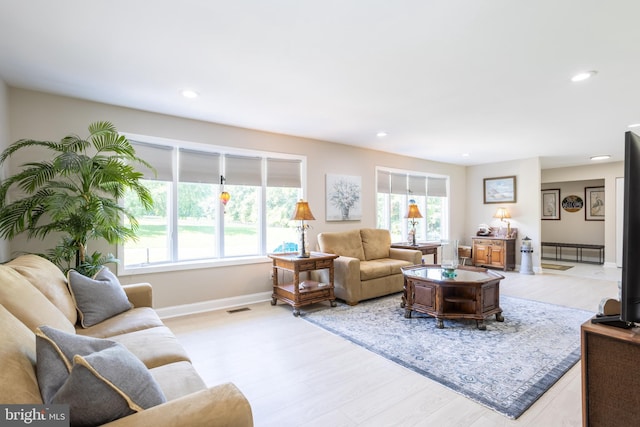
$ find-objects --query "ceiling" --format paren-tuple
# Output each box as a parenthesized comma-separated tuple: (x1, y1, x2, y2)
(1, 1, 639, 169)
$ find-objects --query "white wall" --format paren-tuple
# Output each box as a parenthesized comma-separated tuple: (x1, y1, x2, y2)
(7, 87, 467, 309)
(542, 162, 623, 265)
(466, 157, 542, 271)
(0, 80, 10, 262)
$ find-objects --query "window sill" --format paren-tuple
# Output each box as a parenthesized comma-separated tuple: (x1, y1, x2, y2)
(117, 255, 271, 276)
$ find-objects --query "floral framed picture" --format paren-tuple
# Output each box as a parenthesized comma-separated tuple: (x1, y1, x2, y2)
(483, 176, 516, 204)
(326, 174, 362, 221)
(585, 186, 605, 221)
(541, 189, 561, 220)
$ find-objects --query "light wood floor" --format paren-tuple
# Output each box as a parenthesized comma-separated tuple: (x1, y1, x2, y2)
(164, 267, 619, 427)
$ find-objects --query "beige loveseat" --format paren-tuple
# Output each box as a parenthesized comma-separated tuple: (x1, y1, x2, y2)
(0, 254, 253, 426)
(316, 228, 421, 305)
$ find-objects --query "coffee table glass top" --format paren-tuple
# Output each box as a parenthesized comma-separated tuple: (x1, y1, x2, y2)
(403, 266, 501, 282)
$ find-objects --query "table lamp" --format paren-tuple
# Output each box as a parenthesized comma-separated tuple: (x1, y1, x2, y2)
(405, 200, 423, 246)
(291, 199, 315, 258)
(493, 207, 511, 236)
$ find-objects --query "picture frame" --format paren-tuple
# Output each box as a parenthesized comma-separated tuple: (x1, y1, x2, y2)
(483, 176, 516, 204)
(585, 186, 605, 221)
(326, 174, 362, 221)
(541, 189, 561, 220)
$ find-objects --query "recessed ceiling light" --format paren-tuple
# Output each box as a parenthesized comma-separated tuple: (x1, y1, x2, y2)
(180, 89, 199, 99)
(462, 153, 470, 157)
(629, 123, 640, 128)
(376, 131, 388, 138)
(571, 71, 597, 82)
(590, 155, 611, 161)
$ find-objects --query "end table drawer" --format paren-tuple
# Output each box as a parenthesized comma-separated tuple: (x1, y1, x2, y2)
(315, 259, 333, 269)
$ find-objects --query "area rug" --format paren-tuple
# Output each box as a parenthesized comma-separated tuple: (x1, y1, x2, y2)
(541, 263, 573, 271)
(302, 294, 593, 419)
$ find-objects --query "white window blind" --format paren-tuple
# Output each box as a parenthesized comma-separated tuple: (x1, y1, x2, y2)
(131, 141, 173, 181)
(267, 158, 302, 187)
(390, 173, 407, 195)
(377, 170, 391, 193)
(225, 155, 262, 186)
(427, 177, 448, 197)
(408, 175, 427, 196)
(179, 148, 220, 184)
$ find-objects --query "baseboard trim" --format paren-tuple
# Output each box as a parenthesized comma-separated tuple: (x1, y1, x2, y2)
(156, 291, 272, 319)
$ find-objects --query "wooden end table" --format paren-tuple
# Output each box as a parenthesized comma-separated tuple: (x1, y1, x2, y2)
(391, 242, 441, 264)
(401, 264, 504, 330)
(268, 252, 339, 316)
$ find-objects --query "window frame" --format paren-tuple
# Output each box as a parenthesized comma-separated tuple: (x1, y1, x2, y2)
(375, 166, 450, 243)
(117, 132, 307, 276)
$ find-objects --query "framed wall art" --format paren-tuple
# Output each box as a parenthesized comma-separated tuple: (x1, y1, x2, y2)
(483, 176, 516, 204)
(541, 189, 561, 220)
(326, 174, 362, 221)
(585, 186, 605, 221)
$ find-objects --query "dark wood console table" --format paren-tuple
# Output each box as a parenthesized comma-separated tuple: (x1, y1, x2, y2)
(401, 264, 504, 330)
(268, 252, 338, 316)
(391, 242, 441, 264)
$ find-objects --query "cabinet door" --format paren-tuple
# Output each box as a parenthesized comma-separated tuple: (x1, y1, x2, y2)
(473, 243, 489, 266)
(489, 243, 505, 268)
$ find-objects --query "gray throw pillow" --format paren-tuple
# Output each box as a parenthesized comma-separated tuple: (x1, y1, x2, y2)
(36, 326, 166, 426)
(67, 267, 133, 327)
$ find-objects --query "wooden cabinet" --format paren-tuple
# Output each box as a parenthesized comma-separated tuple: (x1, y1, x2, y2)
(472, 237, 515, 271)
(581, 321, 640, 426)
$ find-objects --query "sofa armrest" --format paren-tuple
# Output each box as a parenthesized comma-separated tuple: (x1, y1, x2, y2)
(332, 256, 362, 305)
(389, 248, 422, 265)
(122, 283, 153, 308)
(102, 383, 253, 427)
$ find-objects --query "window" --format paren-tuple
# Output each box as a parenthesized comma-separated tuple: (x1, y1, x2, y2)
(121, 136, 303, 272)
(376, 168, 449, 242)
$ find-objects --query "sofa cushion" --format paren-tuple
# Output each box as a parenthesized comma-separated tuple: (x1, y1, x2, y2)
(36, 325, 114, 403)
(6, 254, 78, 325)
(317, 229, 366, 260)
(109, 326, 192, 369)
(36, 326, 166, 426)
(377, 258, 414, 275)
(360, 228, 391, 260)
(67, 267, 133, 327)
(76, 307, 164, 338)
(150, 361, 206, 401)
(0, 304, 42, 404)
(0, 265, 75, 334)
(359, 260, 392, 281)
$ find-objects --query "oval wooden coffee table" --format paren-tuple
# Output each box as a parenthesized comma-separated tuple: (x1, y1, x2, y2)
(401, 264, 505, 330)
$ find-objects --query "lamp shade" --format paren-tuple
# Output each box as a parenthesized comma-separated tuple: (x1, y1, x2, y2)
(405, 203, 423, 219)
(291, 200, 315, 221)
(493, 207, 511, 220)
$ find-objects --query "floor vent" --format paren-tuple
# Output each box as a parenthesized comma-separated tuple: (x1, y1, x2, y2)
(227, 307, 251, 314)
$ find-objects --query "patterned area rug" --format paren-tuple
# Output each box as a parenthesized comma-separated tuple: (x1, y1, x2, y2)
(302, 294, 593, 419)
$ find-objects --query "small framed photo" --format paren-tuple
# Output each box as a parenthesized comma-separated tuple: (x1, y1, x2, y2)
(585, 186, 605, 221)
(541, 189, 561, 220)
(483, 176, 516, 204)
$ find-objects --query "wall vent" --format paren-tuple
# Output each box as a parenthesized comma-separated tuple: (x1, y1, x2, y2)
(227, 307, 251, 314)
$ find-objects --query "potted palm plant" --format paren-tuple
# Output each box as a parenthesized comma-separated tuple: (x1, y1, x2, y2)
(0, 121, 154, 276)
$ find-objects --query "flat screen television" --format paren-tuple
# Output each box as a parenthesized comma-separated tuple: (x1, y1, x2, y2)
(621, 130, 640, 324)
(592, 131, 639, 328)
